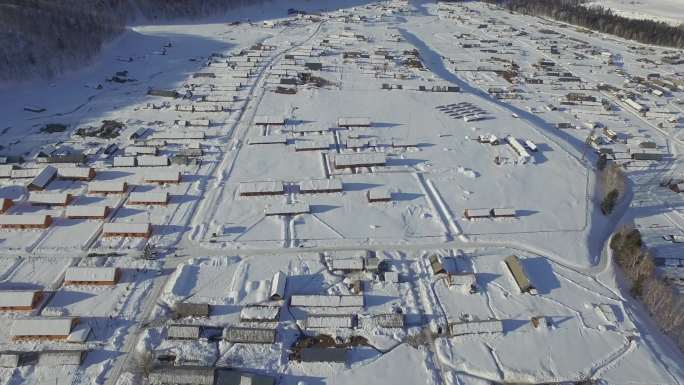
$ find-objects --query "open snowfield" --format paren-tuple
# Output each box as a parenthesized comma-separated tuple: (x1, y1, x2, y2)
(0, 0, 683, 384)
(586, 0, 684, 26)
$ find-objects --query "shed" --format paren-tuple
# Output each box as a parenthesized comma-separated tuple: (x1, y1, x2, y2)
(65, 205, 110, 219)
(167, 324, 202, 340)
(367, 188, 391, 202)
(57, 167, 96, 181)
(224, 327, 276, 344)
(113, 156, 137, 167)
(491, 208, 516, 218)
(294, 139, 330, 152)
(88, 181, 128, 195)
(148, 366, 215, 385)
(11, 317, 77, 340)
(290, 295, 364, 308)
(0, 198, 12, 214)
(248, 134, 288, 145)
(337, 117, 371, 128)
(270, 271, 287, 300)
(429, 255, 446, 275)
(174, 302, 211, 318)
(330, 258, 364, 272)
(299, 179, 343, 194)
(28, 166, 57, 190)
(144, 170, 181, 184)
(240, 306, 281, 322)
(125, 146, 158, 156)
(38, 350, 86, 366)
(333, 153, 386, 169)
(215, 370, 275, 385)
(28, 192, 72, 206)
(504, 255, 535, 294)
(254, 116, 286, 126)
(128, 192, 170, 205)
(464, 208, 491, 220)
(359, 313, 404, 329)
(450, 319, 503, 336)
(239, 181, 285, 196)
(64, 267, 120, 285)
(305, 315, 354, 329)
(102, 222, 151, 238)
(264, 202, 310, 216)
(0, 290, 43, 311)
(0, 214, 52, 229)
(137, 155, 170, 167)
(300, 348, 347, 363)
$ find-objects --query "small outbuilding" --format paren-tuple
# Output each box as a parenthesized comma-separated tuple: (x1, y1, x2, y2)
(224, 327, 276, 344)
(88, 181, 128, 195)
(0, 290, 43, 311)
(128, 192, 169, 206)
(0, 214, 52, 229)
(27, 166, 57, 191)
(504, 255, 535, 294)
(102, 222, 152, 238)
(64, 267, 120, 285)
(11, 317, 78, 340)
(270, 271, 287, 300)
(167, 324, 202, 340)
(65, 206, 110, 219)
(174, 302, 211, 318)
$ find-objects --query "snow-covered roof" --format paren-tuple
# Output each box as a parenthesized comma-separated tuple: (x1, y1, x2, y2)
(167, 324, 201, 339)
(248, 134, 288, 145)
(450, 320, 503, 336)
(299, 178, 343, 193)
(11, 317, 75, 337)
(125, 146, 157, 156)
(330, 258, 364, 271)
(290, 295, 364, 308)
(465, 208, 491, 218)
(65, 205, 109, 218)
(359, 313, 404, 329)
(254, 115, 286, 125)
(136, 155, 169, 167)
(128, 192, 169, 204)
(240, 306, 280, 322)
(102, 222, 151, 235)
(150, 132, 205, 140)
(300, 347, 347, 363)
(238, 180, 284, 195)
(56, 167, 94, 179)
(337, 116, 371, 127)
(144, 169, 180, 182)
(88, 181, 127, 193)
(29, 166, 57, 189)
(333, 153, 386, 168)
(28, 192, 70, 205)
(264, 202, 310, 216)
(223, 327, 276, 344)
(305, 315, 353, 329)
(294, 138, 330, 151)
(0, 291, 40, 308)
(492, 207, 515, 217)
(270, 271, 287, 300)
(0, 165, 14, 178)
(10, 169, 40, 179)
(0, 214, 50, 226)
(65, 267, 118, 283)
(113, 156, 137, 167)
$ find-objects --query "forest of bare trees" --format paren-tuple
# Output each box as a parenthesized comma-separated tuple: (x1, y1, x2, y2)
(610, 226, 684, 351)
(0, 0, 265, 82)
(494, 0, 684, 49)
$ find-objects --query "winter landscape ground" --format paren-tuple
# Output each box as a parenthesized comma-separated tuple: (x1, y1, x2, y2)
(0, 1, 683, 385)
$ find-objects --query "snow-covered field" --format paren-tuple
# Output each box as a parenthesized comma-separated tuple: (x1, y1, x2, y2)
(586, 0, 684, 26)
(0, 0, 683, 384)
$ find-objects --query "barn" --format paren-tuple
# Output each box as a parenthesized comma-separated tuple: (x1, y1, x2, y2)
(57, 167, 96, 181)
(504, 255, 535, 294)
(144, 170, 181, 184)
(28, 192, 72, 206)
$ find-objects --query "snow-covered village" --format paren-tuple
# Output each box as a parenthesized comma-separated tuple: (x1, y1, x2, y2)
(0, 0, 683, 384)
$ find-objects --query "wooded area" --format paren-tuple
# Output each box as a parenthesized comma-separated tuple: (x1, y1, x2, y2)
(0, 0, 265, 81)
(611, 227, 684, 351)
(495, 0, 684, 49)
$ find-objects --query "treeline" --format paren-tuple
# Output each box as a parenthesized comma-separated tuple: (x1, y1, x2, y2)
(488, 0, 684, 49)
(610, 227, 684, 351)
(0, 0, 264, 82)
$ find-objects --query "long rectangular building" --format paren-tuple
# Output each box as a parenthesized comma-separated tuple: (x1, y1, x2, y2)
(290, 295, 364, 308)
(333, 153, 386, 169)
